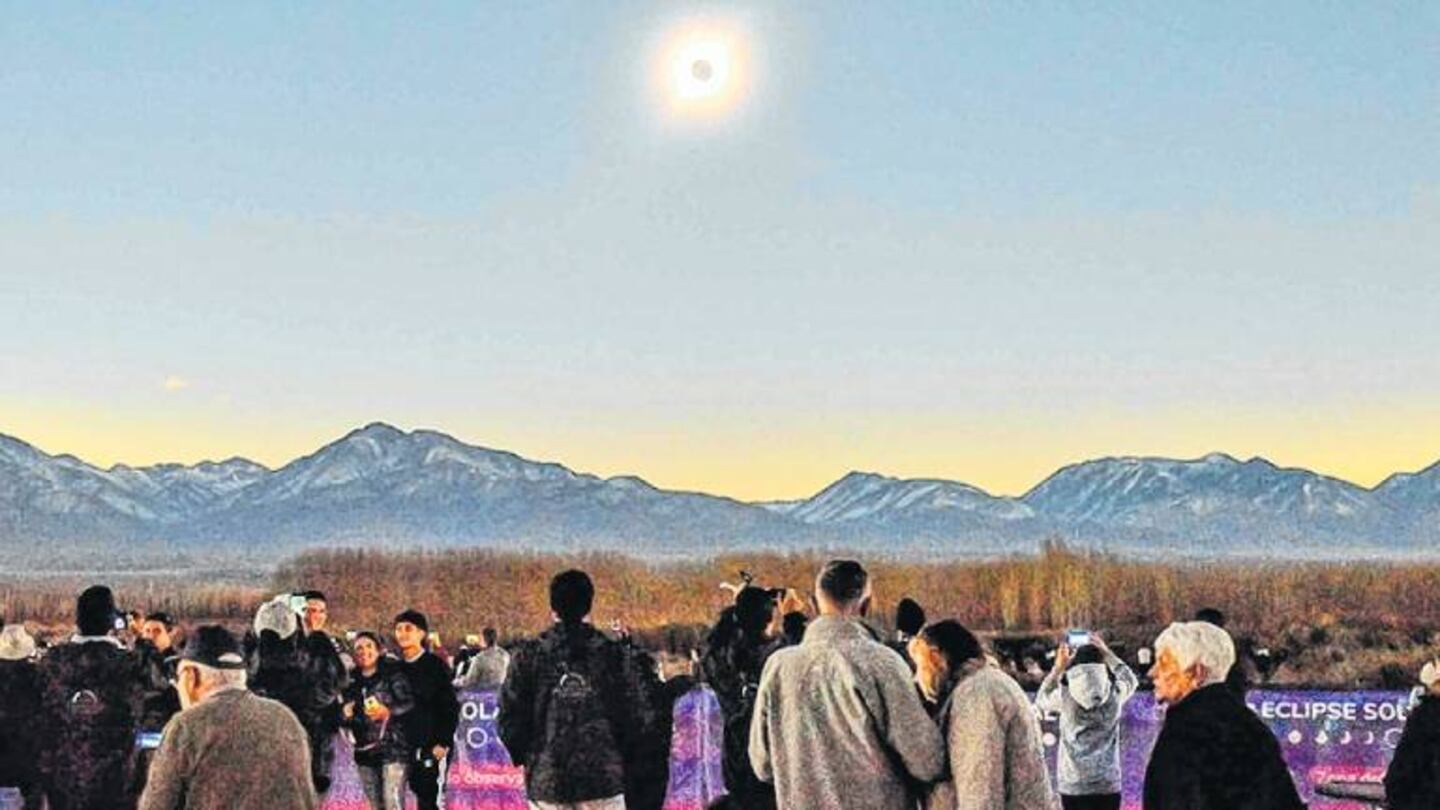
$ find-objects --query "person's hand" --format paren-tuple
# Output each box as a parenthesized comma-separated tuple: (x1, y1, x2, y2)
(431, 745, 448, 761)
(1055, 643, 1073, 672)
(342, 702, 355, 720)
(1091, 632, 1113, 655)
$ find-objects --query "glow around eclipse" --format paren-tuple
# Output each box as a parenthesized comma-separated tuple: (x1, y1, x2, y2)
(652, 19, 752, 123)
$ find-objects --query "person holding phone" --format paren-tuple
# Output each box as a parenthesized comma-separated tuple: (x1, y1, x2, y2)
(1036, 633, 1138, 810)
(342, 632, 414, 810)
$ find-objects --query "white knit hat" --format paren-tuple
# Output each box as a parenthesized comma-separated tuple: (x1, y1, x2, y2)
(0, 625, 37, 661)
(254, 597, 298, 640)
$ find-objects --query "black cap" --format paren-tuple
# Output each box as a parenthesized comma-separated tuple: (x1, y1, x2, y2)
(145, 611, 176, 627)
(394, 609, 429, 634)
(181, 625, 247, 670)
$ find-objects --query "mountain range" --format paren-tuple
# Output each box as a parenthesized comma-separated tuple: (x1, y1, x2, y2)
(2, 422, 1438, 567)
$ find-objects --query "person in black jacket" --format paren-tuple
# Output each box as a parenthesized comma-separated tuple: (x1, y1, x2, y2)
(1143, 621, 1303, 810)
(298, 591, 348, 796)
(700, 586, 780, 810)
(1385, 659, 1440, 810)
(37, 585, 169, 810)
(342, 631, 415, 810)
(393, 609, 459, 810)
(499, 570, 662, 810)
(132, 612, 182, 799)
(0, 624, 44, 809)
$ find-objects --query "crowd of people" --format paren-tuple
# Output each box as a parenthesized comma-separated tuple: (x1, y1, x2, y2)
(0, 559, 1438, 810)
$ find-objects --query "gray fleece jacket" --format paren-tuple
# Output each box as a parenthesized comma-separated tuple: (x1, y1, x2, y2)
(748, 615, 944, 810)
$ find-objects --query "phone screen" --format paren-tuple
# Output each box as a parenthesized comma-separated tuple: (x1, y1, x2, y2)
(1067, 630, 1090, 647)
(136, 731, 164, 750)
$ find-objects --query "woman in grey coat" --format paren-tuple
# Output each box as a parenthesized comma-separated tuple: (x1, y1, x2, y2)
(910, 621, 1059, 810)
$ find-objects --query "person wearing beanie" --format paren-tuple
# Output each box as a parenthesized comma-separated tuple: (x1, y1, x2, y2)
(500, 569, 665, 810)
(1385, 658, 1440, 810)
(1037, 635, 1138, 810)
(392, 609, 458, 810)
(701, 586, 782, 810)
(0, 624, 44, 809)
(36, 584, 169, 810)
(139, 625, 317, 810)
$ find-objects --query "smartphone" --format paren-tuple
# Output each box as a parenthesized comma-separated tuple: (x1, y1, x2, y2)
(1066, 629, 1091, 648)
(136, 731, 164, 750)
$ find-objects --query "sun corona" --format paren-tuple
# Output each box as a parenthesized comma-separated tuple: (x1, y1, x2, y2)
(652, 18, 751, 123)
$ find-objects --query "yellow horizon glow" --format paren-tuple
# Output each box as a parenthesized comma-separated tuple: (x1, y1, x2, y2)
(3, 402, 1439, 503)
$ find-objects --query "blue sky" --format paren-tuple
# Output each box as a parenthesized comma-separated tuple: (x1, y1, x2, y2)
(1, 2, 1437, 499)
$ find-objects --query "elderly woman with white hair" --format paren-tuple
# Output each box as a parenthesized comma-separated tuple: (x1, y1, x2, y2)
(1142, 621, 1303, 810)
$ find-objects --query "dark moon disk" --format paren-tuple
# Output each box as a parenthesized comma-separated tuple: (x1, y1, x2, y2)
(691, 59, 713, 82)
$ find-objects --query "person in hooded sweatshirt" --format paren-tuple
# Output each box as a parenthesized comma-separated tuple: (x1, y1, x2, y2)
(701, 586, 781, 810)
(37, 585, 168, 810)
(1385, 658, 1440, 810)
(0, 624, 44, 809)
(1036, 635, 1138, 810)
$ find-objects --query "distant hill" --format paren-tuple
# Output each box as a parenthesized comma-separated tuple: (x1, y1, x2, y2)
(1, 423, 1436, 567)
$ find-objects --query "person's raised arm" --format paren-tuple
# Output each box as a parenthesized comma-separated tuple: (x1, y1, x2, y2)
(1092, 634, 1138, 703)
(1036, 643, 1071, 713)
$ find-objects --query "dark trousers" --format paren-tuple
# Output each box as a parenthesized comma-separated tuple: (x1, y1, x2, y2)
(408, 750, 444, 810)
(1062, 794, 1122, 810)
(307, 723, 336, 794)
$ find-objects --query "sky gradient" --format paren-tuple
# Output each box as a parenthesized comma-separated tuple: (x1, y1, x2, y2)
(2, 2, 1438, 500)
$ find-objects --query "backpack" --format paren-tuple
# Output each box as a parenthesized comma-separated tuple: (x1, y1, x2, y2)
(524, 632, 629, 802)
(39, 642, 141, 802)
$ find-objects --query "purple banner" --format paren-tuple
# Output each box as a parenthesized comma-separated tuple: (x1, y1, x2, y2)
(1037, 689, 1411, 809)
(663, 687, 728, 810)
